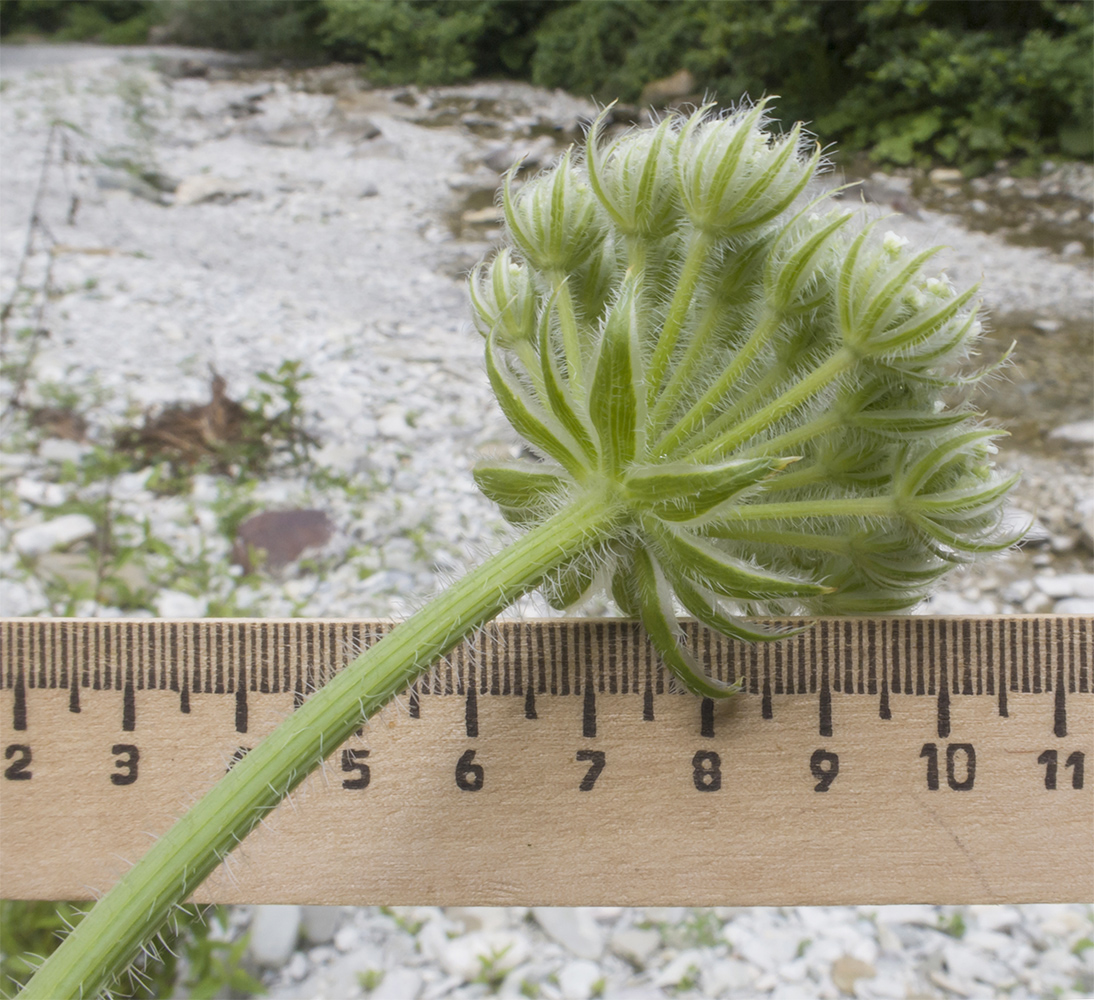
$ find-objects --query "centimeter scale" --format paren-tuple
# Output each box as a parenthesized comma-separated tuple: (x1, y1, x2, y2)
(1, 615, 1091, 905)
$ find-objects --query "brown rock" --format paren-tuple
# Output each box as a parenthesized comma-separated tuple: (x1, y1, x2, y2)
(640, 69, 697, 107)
(831, 955, 876, 995)
(232, 509, 333, 573)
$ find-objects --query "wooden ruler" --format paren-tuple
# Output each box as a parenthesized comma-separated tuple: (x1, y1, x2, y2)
(1, 616, 1091, 906)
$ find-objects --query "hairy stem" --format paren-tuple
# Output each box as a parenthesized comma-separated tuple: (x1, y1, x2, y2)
(688, 348, 854, 462)
(646, 230, 715, 405)
(20, 489, 622, 1000)
(713, 495, 897, 522)
(652, 309, 782, 457)
(548, 270, 585, 394)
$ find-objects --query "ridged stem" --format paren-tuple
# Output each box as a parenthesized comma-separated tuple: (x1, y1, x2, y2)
(688, 348, 854, 462)
(19, 488, 622, 1000)
(646, 294, 735, 442)
(738, 409, 844, 459)
(652, 308, 783, 457)
(714, 495, 897, 522)
(646, 230, 715, 405)
(703, 525, 852, 552)
(548, 270, 585, 395)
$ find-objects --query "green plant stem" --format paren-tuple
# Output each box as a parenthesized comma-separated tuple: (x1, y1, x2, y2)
(688, 348, 853, 462)
(738, 410, 843, 460)
(19, 488, 622, 1000)
(646, 230, 714, 405)
(548, 270, 585, 394)
(652, 309, 782, 456)
(713, 495, 897, 522)
(645, 295, 730, 442)
(703, 525, 851, 552)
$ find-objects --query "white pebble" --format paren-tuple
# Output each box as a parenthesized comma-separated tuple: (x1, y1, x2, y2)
(249, 904, 302, 968)
(12, 514, 96, 556)
(154, 589, 208, 618)
(532, 907, 605, 960)
(557, 959, 603, 1000)
(609, 927, 661, 968)
(1055, 597, 1094, 614)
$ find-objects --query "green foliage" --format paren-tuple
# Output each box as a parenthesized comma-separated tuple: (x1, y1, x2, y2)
(319, 0, 553, 85)
(0, 0, 154, 42)
(0, 901, 261, 999)
(530, 0, 698, 101)
(937, 911, 968, 938)
(158, 0, 327, 59)
(3, 0, 1087, 170)
(817, 0, 1094, 171)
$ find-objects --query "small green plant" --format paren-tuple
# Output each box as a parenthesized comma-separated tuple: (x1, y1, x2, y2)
(474, 943, 514, 991)
(19, 101, 1018, 1000)
(937, 911, 968, 939)
(356, 968, 385, 993)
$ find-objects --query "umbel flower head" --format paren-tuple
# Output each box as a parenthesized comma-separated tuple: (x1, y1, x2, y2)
(469, 100, 1019, 698)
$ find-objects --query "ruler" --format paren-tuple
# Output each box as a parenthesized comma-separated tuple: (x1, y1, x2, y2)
(1, 616, 1091, 905)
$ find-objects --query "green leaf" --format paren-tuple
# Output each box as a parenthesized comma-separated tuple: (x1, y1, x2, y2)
(611, 563, 640, 617)
(851, 408, 972, 438)
(624, 456, 796, 520)
(668, 569, 807, 643)
(484, 328, 584, 479)
(473, 463, 568, 509)
(649, 521, 832, 599)
(633, 547, 739, 698)
(898, 429, 1000, 496)
(873, 284, 979, 355)
(588, 277, 642, 473)
(541, 557, 595, 610)
(538, 290, 599, 465)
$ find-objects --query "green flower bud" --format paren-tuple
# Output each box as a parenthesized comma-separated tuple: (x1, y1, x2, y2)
(586, 109, 681, 240)
(502, 151, 607, 274)
(675, 100, 820, 239)
(468, 248, 538, 347)
(473, 103, 1020, 696)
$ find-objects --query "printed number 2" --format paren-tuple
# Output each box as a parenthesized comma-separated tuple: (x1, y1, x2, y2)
(4, 744, 31, 781)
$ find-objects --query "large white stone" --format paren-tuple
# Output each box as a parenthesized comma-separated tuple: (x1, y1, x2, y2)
(370, 968, 424, 1000)
(1035, 573, 1094, 598)
(609, 927, 662, 968)
(532, 907, 605, 959)
(438, 929, 529, 982)
(249, 904, 302, 968)
(154, 589, 208, 618)
(557, 959, 603, 1000)
(1049, 420, 1094, 445)
(12, 514, 96, 556)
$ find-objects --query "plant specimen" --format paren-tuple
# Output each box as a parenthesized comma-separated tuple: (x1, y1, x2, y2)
(20, 101, 1017, 999)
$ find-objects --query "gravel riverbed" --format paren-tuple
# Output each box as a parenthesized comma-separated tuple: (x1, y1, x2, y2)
(1, 45, 1092, 1000)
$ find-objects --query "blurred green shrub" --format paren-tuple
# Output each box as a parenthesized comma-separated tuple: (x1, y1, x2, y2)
(0, 0, 155, 43)
(319, 0, 555, 85)
(1, 0, 1089, 172)
(157, 0, 327, 59)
